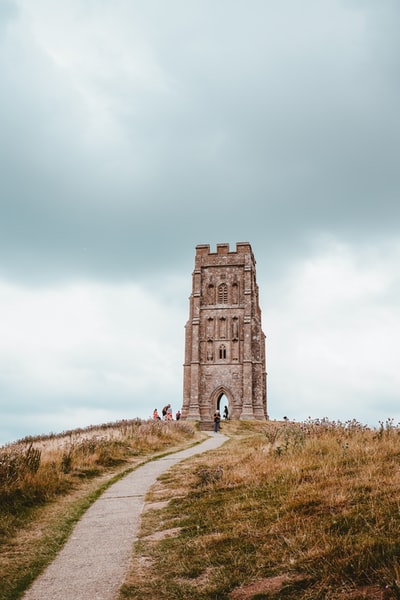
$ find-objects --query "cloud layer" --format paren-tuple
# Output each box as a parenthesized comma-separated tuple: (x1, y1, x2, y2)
(1, 1, 399, 443)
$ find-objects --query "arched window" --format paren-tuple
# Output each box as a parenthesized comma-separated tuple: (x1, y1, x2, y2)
(218, 283, 228, 304)
(219, 344, 227, 360)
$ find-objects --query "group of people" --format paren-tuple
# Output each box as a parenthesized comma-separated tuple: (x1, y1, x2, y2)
(153, 404, 228, 430)
(153, 405, 181, 421)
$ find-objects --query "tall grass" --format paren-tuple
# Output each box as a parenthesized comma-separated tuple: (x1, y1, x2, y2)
(120, 418, 400, 599)
(0, 419, 195, 520)
(0, 418, 197, 600)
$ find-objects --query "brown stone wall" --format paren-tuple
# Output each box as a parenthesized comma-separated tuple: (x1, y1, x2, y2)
(182, 242, 267, 423)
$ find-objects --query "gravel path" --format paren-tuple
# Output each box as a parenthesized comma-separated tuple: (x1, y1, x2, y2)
(23, 433, 227, 600)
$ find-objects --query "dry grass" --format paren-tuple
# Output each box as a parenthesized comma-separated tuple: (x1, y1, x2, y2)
(120, 418, 400, 600)
(0, 419, 199, 600)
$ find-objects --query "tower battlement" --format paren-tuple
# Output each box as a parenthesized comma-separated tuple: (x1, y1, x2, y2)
(196, 242, 254, 258)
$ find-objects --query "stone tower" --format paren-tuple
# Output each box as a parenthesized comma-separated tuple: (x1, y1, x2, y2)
(182, 242, 267, 424)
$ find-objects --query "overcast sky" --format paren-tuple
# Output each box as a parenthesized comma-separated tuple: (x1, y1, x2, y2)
(1, 0, 399, 445)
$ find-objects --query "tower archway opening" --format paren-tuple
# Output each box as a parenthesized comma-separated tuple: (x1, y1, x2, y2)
(218, 393, 229, 420)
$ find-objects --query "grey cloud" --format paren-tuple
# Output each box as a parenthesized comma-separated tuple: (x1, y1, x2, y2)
(1, 0, 400, 287)
(1, 1, 400, 444)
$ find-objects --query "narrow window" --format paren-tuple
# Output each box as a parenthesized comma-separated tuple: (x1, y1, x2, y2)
(219, 344, 226, 360)
(218, 283, 228, 304)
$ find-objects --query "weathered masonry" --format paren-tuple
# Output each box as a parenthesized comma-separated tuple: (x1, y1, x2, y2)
(182, 242, 267, 425)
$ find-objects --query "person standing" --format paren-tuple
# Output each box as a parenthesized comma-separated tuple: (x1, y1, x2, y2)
(214, 410, 221, 433)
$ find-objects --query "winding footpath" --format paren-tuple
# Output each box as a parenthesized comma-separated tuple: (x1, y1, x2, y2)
(23, 433, 227, 600)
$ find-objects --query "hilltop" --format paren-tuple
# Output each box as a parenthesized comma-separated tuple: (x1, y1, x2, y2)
(121, 418, 400, 600)
(1, 418, 400, 599)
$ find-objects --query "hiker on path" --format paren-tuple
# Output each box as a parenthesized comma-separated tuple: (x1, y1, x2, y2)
(214, 410, 221, 433)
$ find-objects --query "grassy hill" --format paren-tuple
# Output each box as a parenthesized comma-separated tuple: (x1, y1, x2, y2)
(1, 418, 400, 599)
(121, 418, 400, 600)
(0, 419, 200, 600)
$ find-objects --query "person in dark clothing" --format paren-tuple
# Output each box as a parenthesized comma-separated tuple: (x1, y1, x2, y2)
(214, 410, 221, 433)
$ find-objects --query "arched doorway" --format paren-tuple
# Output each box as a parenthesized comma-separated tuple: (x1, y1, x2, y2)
(218, 393, 229, 420)
(209, 385, 233, 423)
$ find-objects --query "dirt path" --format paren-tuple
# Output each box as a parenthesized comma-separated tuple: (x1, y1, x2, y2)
(23, 433, 227, 600)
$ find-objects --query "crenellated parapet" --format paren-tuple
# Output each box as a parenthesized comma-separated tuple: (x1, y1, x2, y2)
(195, 242, 255, 261)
